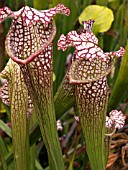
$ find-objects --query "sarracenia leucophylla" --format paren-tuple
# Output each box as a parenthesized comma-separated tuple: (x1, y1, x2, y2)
(57, 19, 125, 170)
(0, 4, 70, 170)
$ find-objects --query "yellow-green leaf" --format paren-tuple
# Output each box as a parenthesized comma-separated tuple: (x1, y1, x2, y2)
(53, 72, 56, 82)
(79, 5, 114, 34)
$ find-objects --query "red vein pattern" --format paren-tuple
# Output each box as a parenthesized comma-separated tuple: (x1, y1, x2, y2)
(0, 59, 33, 169)
(68, 56, 112, 84)
(105, 110, 126, 165)
(0, 4, 70, 26)
(0, 4, 70, 64)
(0, 4, 70, 119)
(0, 59, 33, 117)
(108, 110, 126, 129)
(58, 20, 125, 62)
(0, 4, 70, 170)
(0, 81, 10, 106)
(57, 19, 125, 170)
(0, 6, 13, 22)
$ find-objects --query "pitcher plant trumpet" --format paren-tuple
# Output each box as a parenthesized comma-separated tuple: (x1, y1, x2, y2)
(57, 19, 125, 170)
(0, 4, 70, 170)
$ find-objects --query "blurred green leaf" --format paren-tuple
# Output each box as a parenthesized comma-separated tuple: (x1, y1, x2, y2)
(108, 43, 128, 112)
(53, 72, 56, 82)
(108, 0, 118, 2)
(0, 102, 6, 113)
(79, 5, 114, 34)
(119, 0, 128, 47)
(96, 0, 108, 6)
(3, 104, 11, 121)
(4, 151, 13, 167)
(33, 0, 48, 9)
(83, 0, 92, 6)
(108, 0, 120, 10)
(25, 0, 33, 7)
(0, 120, 12, 138)
(35, 159, 44, 170)
(0, 137, 8, 170)
(8, 0, 25, 10)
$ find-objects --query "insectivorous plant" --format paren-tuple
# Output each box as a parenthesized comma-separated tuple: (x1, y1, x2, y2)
(57, 19, 125, 170)
(0, 4, 70, 170)
(0, 59, 33, 170)
(105, 110, 126, 164)
(0, 60, 31, 170)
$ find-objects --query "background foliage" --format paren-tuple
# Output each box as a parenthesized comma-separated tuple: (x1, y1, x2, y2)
(0, 0, 128, 169)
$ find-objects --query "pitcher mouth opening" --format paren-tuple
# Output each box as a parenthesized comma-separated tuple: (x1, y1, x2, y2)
(5, 21, 56, 64)
(68, 56, 112, 84)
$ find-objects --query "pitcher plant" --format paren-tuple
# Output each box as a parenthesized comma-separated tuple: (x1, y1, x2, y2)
(57, 19, 125, 170)
(0, 4, 70, 170)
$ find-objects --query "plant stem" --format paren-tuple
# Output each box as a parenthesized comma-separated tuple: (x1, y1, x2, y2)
(0, 60, 31, 170)
(75, 77, 108, 170)
(20, 54, 64, 170)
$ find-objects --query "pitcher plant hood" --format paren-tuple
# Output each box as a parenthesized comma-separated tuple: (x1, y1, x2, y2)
(0, 4, 70, 64)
